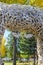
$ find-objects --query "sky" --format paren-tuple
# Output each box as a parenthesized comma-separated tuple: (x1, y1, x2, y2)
(4, 30, 10, 38)
(4, 29, 11, 45)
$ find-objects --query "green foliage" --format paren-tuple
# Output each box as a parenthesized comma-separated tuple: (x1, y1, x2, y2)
(5, 32, 37, 59)
(1, 37, 6, 57)
(18, 34, 36, 58)
(29, 0, 43, 8)
(6, 32, 14, 58)
(0, 0, 29, 4)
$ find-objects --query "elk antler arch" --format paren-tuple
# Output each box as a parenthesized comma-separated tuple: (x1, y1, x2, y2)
(0, 2, 43, 65)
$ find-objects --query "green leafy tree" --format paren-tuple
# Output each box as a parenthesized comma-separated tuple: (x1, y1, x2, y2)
(29, 0, 43, 8)
(0, 0, 30, 4)
(18, 34, 36, 59)
(6, 32, 14, 58)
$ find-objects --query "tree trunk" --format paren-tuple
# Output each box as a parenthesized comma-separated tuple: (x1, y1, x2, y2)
(37, 37, 43, 65)
(33, 48, 36, 65)
(13, 37, 17, 65)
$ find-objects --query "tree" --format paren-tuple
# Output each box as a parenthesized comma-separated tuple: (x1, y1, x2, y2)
(6, 32, 14, 58)
(18, 34, 36, 59)
(0, 0, 28, 4)
(1, 37, 6, 57)
(29, 0, 43, 8)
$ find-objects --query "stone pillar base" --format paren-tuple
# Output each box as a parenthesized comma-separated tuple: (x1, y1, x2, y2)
(37, 37, 43, 65)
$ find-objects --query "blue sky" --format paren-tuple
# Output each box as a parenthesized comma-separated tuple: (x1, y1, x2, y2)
(4, 30, 10, 38)
(4, 30, 11, 45)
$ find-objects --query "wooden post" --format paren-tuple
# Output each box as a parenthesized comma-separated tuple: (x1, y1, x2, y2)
(13, 37, 17, 65)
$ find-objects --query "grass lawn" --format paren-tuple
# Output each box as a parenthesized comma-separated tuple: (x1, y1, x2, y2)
(4, 63, 29, 65)
(4, 62, 30, 65)
(4, 61, 37, 65)
(4, 62, 12, 65)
